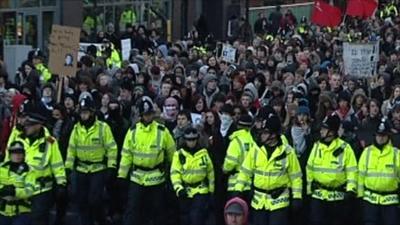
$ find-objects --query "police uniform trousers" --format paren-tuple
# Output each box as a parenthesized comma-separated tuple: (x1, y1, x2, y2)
(252, 207, 289, 225)
(0, 214, 31, 225)
(309, 198, 349, 225)
(31, 190, 54, 225)
(73, 170, 107, 225)
(122, 182, 165, 225)
(362, 201, 399, 225)
(179, 194, 209, 225)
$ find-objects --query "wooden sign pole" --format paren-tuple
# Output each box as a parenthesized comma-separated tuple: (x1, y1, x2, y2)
(56, 76, 64, 103)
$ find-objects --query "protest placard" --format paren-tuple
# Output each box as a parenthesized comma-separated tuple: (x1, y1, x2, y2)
(221, 44, 237, 63)
(48, 25, 81, 77)
(121, 38, 132, 61)
(343, 42, 379, 77)
(78, 42, 104, 61)
(191, 113, 202, 125)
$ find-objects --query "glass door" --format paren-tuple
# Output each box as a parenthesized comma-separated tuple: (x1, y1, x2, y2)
(23, 12, 39, 48)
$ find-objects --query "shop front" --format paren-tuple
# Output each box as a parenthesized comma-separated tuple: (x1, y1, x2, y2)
(0, 0, 60, 50)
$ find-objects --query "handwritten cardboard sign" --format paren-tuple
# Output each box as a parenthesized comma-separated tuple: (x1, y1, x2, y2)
(48, 25, 81, 77)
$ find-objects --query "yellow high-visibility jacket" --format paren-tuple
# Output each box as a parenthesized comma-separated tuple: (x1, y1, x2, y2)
(0, 161, 35, 217)
(358, 142, 400, 205)
(223, 129, 255, 191)
(66, 120, 117, 173)
(11, 129, 66, 195)
(170, 148, 214, 198)
(236, 142, 302, 211)
(306, 138, 357, 201)
(118, 121, 176, 186)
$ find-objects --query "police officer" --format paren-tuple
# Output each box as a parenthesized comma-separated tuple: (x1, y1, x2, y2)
(358, 118, 400, 225)
(65, 96, 117, 225)
(306, 113, 357, 225)
(380, 1, 398, 19)
(170, 126, 214, 225)
(223, 114, 255, 197)
(0, 141, 35, 225)
(118, 96, 176, 225)
(236, 113, 303, 225)
(12, 107, 66, 225)
(31, 49, 51, 83)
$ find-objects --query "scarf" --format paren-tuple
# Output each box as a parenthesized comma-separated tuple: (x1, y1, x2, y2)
(291, 125, 309, 156)
(220, 114, 233, 137)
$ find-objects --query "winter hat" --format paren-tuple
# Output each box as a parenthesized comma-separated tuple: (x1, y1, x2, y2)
(202, 73, 218, 87)
(199, 65, 209, 77)
(238, 114, 253, 127)
(157, 44, 168, 58)
(244, 83, 259, 101)
(224, 197, 249, 225)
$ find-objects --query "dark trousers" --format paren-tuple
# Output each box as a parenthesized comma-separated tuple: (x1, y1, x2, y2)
(74, 170, 107, 225)
(53, 185, 68, 225)
(31, 191, 54, 225)
(252, 207, 289, 225)
(0, 214, 31, 225)
(309, 198, 349, 225)
(362, 201, 399, 225)
(179, 194, 209, 225)
(123, 182, 165, 225)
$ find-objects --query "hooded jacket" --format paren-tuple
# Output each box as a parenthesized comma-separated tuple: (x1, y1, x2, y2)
(224, 197, 249, 225)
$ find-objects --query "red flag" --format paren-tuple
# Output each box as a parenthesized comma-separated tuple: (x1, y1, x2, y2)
(346, 0, 364, 17)
(311, 1, 342, 27)
(363, 0, 378, 18)
(346, 0, 378, 19)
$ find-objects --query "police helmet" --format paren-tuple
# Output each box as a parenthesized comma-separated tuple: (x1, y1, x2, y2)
(79, 96, 95, 112)
(376, 117, 391, 135)
(261, 113, 282, 134)
(321, 113, 341, 132)
(138, 96, 155, 115)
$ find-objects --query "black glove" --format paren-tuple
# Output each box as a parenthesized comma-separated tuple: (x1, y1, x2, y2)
(291, 199, 302, 212)
(343, 191, 356, 201)
(0, 185, 16, 197)
(177, 189, 188, 198)
(105, 168, 116, 183)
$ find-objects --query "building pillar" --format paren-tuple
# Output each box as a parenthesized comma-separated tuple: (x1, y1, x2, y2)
(61, 0, 83, 28)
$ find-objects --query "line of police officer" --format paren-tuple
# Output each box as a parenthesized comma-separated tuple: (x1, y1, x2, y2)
(0, 95, 399, 225)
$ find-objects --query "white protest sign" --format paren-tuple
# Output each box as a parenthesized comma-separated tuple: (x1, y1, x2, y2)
(191, 113, 202, 125)
(78, 42, 104, 60)
(121, 38, 132, 61)
(343, 42, 379, 77)
(221, 44, 237, 63)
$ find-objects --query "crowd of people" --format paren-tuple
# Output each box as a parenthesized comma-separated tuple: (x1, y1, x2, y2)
(1, 1, 400, 225)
